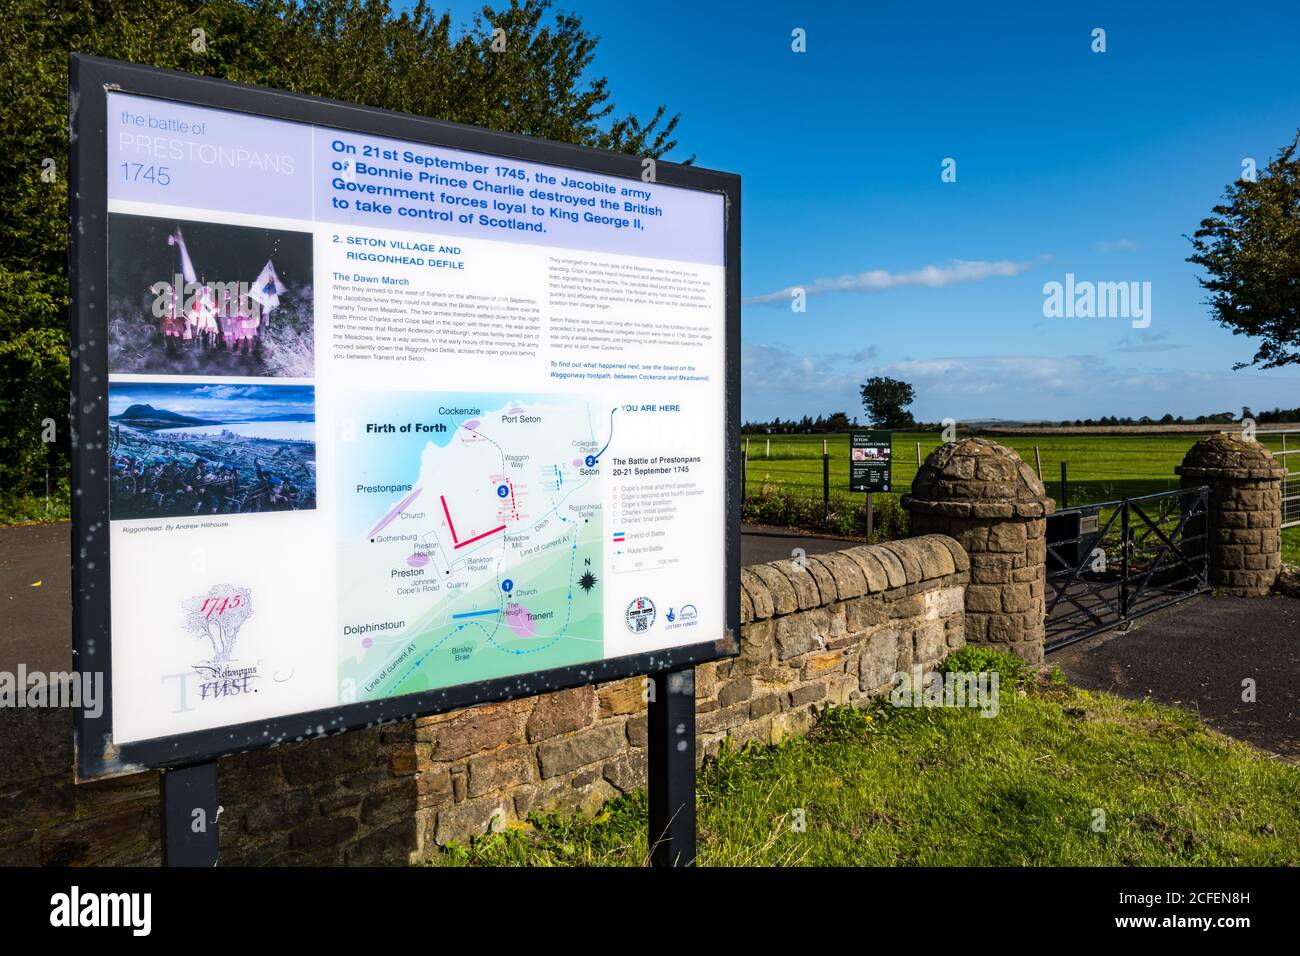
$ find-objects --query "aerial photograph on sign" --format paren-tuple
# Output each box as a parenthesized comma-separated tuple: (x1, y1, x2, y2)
(108, 382, 317, 518)
(107, 213, 314, 378)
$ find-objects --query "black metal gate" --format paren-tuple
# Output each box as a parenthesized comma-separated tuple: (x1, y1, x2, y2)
(1045, 486, 1211, 651)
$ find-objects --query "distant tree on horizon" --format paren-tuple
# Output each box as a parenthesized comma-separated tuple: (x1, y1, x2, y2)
(860, 377, 916, 429)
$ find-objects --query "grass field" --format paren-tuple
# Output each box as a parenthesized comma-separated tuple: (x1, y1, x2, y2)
(3, 431, 1297, 559)
(742, 430, 1300, 563)
(434, 656, 1300, 867)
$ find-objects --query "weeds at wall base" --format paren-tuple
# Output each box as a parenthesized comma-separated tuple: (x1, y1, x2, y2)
(742, 483, 909, 540)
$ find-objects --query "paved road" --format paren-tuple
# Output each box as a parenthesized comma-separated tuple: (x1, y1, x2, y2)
(739, 523, 866, 566)
(0, 522, 70, 673)
(1050, 594, 1300, 760)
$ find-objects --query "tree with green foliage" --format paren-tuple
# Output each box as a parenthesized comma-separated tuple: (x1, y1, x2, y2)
(1187, 130, 1300, 369)
(0, 0, 687, 510)
(859, 376, 916, 429)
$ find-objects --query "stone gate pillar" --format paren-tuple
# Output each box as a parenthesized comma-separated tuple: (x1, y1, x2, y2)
(903, 438, 1055, 664)
(1175, 435, 1285, 596)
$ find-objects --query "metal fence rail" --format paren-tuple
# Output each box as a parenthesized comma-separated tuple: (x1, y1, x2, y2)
(1221, 427, 1300, 529)
(1272, 431, 1300, 529)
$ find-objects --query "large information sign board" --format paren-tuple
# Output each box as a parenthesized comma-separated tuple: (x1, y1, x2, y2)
(849, 430, 892, 493)
(70, 55, 739, 780)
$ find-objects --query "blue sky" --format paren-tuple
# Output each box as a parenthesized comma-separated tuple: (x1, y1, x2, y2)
(421, 0, 1300, 423)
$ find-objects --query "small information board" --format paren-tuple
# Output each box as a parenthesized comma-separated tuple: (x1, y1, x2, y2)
(849, 430, 892, 493)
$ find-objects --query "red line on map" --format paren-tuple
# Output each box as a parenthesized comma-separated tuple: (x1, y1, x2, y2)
(440, 494, 459, 543)
(440, 492, 507, 550)
(454, 524, 508, 549)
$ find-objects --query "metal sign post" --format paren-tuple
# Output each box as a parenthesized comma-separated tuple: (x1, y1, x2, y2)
(647, 666, 696, 866)
(161, 761, 220, 867)
(822, 439, 830, 521)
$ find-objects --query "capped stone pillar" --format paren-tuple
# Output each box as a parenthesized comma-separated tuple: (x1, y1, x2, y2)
(903, 438, 1055, 664)
(1175, 435, 1285, 596)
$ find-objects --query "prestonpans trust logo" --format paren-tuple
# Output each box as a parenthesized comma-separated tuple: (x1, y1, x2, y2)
(182, 584, 258, 701)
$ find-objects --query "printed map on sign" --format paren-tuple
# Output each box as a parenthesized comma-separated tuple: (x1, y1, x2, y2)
(337, 393, 606, 701)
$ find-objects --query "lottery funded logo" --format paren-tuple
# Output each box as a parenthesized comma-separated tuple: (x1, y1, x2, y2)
(665, 603, 698, 630)
(625, 596, 656, 634)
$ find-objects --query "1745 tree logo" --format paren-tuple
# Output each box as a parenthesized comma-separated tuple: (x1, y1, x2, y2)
(183, 584, 258, 701)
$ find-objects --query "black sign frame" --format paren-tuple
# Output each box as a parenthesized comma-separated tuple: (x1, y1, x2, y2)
(849, 429, 893, 493)
(69, 54, 740, 781)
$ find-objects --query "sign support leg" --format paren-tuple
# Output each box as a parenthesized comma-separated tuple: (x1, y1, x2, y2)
(822, 444, 830, 522)
(161, 761, 220, 867)
(648, 666, 696, 867)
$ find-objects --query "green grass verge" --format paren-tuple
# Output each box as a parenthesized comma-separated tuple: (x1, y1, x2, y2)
(432, 665, 1300, 866)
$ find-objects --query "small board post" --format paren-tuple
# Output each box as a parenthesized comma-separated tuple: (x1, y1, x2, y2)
(743, 438, 749, 498)
(648, 666, 696, 866)
(849, 430, 890, 540)
(849, 429, 892, 497)
(822, 438, 830, 521)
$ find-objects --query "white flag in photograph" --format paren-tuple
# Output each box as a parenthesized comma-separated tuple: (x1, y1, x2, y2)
(167, 226, 197, 284)
(250, 259, 287, 314)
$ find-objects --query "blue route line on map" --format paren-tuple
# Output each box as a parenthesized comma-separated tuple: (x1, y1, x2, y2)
(591, 407, 617, 462)
(374, 402, 601, 692)
(382, 525, 586, 689)
(481, 525, 581, 656)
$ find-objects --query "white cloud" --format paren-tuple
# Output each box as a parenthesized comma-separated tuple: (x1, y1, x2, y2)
(740, 343, 875, 418)
(193, 385, 259, 400)
(744, 258, 1042, 306)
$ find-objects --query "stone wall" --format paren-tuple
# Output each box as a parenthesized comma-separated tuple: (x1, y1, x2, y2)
(0, 535, 968, 866)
